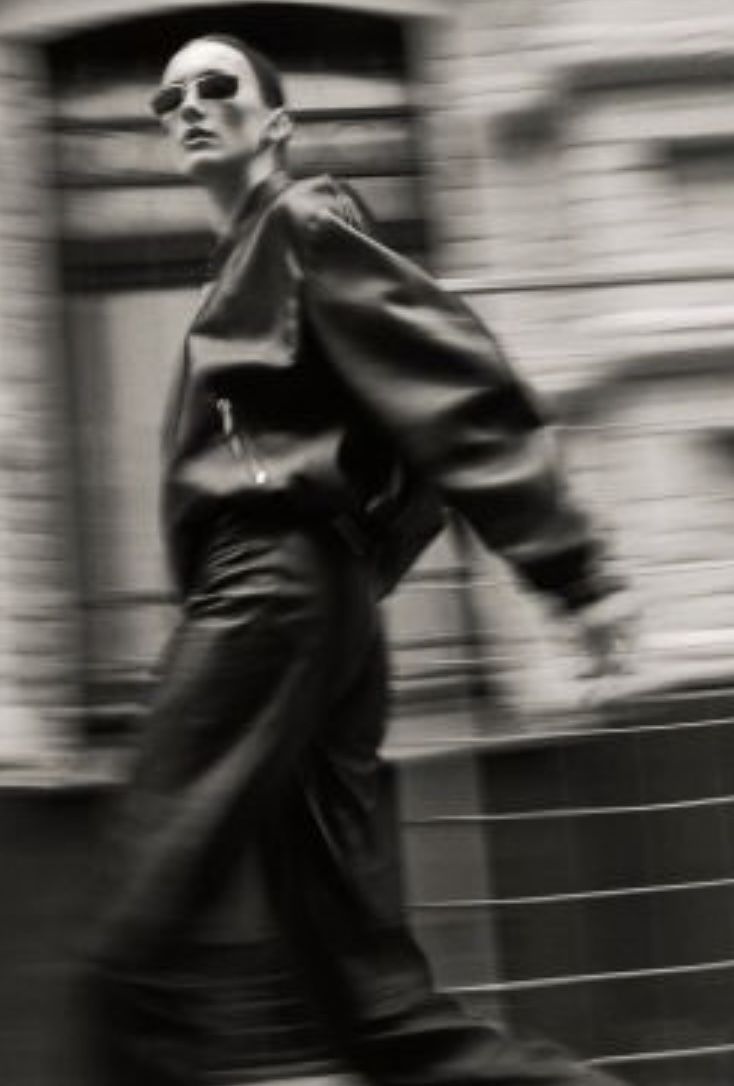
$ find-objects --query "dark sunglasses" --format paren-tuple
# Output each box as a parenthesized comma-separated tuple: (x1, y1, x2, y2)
(150, 71, 239, 118)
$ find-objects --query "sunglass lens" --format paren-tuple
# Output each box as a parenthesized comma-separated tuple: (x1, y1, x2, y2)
(150, 85, 182, 117)
(150, 73, 237, 117)
(198, 73, 239, 100)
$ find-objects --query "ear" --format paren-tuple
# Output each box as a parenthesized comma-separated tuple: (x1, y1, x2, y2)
(262, 107, 293, 149)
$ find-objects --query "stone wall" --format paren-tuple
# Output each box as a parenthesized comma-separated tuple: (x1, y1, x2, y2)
(410, 1, 734, 708)
(0, 41, 80, 767)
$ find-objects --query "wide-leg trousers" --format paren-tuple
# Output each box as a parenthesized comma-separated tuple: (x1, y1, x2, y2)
(84, 516, 624, 1086)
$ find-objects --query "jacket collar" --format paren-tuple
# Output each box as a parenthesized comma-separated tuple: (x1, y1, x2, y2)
(208, 168, 292, 275)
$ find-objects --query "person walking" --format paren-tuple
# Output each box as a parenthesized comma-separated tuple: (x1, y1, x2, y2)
(86, 32, 632, 1086)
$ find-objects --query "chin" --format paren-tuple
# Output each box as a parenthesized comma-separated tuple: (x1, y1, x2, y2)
(181, 150, 227, 180)
(183, 150, 250, 187)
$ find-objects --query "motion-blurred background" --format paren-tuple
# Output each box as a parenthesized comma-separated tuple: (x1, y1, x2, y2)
(2, 1, 734, 1083)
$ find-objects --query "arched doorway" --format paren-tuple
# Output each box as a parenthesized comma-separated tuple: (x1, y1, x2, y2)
(48, 3, 436, 724)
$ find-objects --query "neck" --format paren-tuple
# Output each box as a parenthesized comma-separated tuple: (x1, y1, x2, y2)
(205, 152, 279, 235)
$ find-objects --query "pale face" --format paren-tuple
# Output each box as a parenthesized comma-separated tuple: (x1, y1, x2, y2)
(157, 40, 275, 181)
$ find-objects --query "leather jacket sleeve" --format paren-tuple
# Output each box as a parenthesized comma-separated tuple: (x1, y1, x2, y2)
(301, 197, 619, 609)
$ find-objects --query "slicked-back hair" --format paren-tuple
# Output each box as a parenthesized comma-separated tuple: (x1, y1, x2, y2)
(195, 33, 286, 109)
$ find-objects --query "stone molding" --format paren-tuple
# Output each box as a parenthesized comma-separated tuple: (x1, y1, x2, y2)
(0, 0, 451, 41)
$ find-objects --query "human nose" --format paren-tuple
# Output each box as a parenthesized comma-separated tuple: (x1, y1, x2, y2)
(179, 83, 205, 122)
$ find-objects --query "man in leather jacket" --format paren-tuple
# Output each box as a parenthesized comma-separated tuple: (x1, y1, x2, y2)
(86, 32, 632, 1086)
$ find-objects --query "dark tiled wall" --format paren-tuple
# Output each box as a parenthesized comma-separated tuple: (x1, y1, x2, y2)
(400, 691, 734, 1083)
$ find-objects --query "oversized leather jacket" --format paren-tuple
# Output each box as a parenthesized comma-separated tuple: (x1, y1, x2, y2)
(161, 169, 615, 606)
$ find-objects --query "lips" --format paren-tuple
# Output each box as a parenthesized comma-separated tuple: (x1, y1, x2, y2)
(182, 127, 216, 148)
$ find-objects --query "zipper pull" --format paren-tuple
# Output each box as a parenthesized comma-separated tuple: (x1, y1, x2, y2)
(215, 396, 234, 437)
(214, 395, 268, 485)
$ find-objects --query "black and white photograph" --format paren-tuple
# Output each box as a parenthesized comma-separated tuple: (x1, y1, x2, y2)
(0, 3, 732, 1085)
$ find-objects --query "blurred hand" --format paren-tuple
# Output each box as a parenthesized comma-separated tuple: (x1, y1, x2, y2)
(574, 590, 639, 681)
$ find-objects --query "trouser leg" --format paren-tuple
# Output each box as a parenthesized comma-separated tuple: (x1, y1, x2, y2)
(83, 525, 369, 1083)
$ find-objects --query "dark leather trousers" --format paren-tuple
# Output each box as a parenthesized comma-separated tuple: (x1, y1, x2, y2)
(84, 518, 623, 1086)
